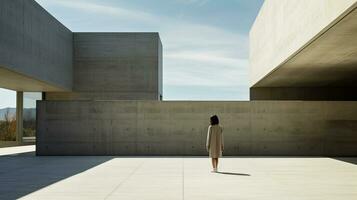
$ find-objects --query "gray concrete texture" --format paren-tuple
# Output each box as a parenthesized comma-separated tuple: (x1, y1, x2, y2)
(2, 146, 357, 200)
(250, 87, 357, 101)
(37, 100, 357, 156)
(250, 0, 357, 100)
(250, 0, 357, 87)
(0, 0, 73, 91)
(46, 33, 163, 101)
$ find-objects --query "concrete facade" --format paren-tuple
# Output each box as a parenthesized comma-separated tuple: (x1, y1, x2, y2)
(250, 87, 357, 101)
(0, 0, 73, 91)
(37, 100, 357, 156)
(250, 0, 357, 100)
(0, 0, 162, 98)
(45, 33, 163, 101)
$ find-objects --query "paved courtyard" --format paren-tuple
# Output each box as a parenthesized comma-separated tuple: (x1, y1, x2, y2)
(0, 146, 357, 200)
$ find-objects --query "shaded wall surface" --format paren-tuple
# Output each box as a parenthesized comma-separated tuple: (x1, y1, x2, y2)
(46, 33, 162, 100)
(37, 101, 357, 156)
(0, 0, 73, 91)
(249, 0, 357, 101)
(250, 87, 357, 101)
(250, 0, 357, 87)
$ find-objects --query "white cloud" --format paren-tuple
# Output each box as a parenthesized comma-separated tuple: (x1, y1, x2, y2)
(0, 88, 16, 109)
(164, 56, 249, 87)
(165, 51, 246, 67)
(36, 0, 158, 23)
(175, 0, 210, 6)
(161, 22, 249, 88)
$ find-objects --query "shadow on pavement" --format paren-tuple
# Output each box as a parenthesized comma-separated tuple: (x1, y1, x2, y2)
(333, 157, 357, 165)
(216, 171, 250, 176)
(0, 151, 113, 200)
(0, 151, 36, 157)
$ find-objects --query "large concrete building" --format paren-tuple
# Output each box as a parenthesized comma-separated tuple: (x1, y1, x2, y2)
(250, 0, 357, 100)
(46, 32, 163, 101)
(0, 0, 163, 99)
(1, 0, 357, 156)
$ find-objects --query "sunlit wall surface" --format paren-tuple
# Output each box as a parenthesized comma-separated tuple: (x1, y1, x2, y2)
(23, 92, 42, 139)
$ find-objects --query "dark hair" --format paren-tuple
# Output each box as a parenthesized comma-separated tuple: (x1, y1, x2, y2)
(210, 115, 219, 125)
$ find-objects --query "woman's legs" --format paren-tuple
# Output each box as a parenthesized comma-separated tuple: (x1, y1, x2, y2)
(211, 158, 215, 169)
(211, 158, 218, 169)
(213, 158, 218, 170)
(211, 158, 220, 171)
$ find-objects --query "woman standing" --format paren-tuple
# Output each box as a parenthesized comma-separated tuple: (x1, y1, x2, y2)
(206, 115, 224, 172)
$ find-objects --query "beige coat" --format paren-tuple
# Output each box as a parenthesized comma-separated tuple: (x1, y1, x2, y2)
(206, 125, 224, 158)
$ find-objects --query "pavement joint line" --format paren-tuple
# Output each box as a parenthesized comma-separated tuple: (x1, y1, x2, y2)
(104, 160, 145, 200)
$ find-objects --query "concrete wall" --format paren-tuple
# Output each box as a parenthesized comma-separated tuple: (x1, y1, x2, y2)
(0, 0, 73, 91)
(46, 33, 162, 100)
(37, 100, 357, 156)
(250, 0, 357, 87)
(250, 87, 357, 101)
(158, 37, 163, 100)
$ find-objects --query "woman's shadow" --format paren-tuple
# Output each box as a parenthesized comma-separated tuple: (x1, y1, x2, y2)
(216, 171, 250, 176)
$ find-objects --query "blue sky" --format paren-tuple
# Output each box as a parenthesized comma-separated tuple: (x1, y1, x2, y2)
(0, 0, 263, 108)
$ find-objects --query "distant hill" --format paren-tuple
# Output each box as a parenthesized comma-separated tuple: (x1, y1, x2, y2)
(23, 108, 36, 121)
(0, 108, 16, 120)
(0, 107, 36, 121)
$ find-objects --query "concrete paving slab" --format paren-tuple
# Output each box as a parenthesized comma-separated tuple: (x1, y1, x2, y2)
(0, 146, 357, 200)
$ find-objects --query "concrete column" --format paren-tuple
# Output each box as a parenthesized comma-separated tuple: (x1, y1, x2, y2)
(16, 91, 23, 144)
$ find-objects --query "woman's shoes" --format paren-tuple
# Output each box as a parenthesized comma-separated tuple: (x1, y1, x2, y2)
(211, 168, 218, 173)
